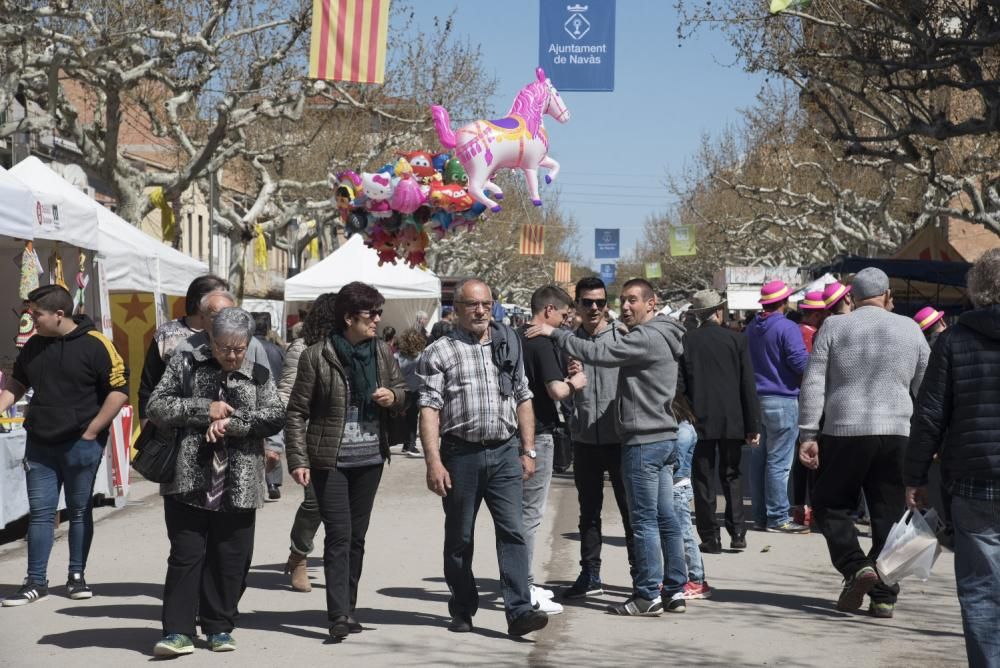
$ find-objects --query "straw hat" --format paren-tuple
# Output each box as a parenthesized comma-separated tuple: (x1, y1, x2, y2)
(913, 306, 944, 331)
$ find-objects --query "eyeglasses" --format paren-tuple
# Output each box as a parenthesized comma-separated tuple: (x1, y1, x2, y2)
(357, 308, 383, 319)
(456, 300, 493, 311)
(578, 298, 607, 309)
(214, 344, 247, 356)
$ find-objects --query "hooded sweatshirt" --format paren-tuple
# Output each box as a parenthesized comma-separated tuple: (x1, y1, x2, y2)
(12, 315, 129, 445)
(551, 314, 685, 445)
(746, 311, 809, 397)
(568, 320, 625, 445)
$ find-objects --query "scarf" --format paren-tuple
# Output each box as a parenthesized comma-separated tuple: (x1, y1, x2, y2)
(331, 334, 378, 423)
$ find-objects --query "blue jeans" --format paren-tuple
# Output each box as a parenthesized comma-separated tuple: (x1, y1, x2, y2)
(751, 396, 798, 528)
(951, 495, 1000, 667)
(24, 436, 105, 584)
(621, 440, 687, 600)
(521, 433, 554, 585)
(439, 438, 532, 622)
(673, 483, 704, 583)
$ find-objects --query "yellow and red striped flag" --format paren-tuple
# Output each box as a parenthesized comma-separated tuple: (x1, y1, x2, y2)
(554, 261, 571, 283)
(309, 0, 390, 84)
(519, 223, 545, 255)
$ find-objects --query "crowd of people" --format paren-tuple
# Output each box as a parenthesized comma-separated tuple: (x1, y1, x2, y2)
(0, 249, 998, 666)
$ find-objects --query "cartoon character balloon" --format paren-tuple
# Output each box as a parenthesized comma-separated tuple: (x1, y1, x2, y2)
(430, 67, 570, 212)
(360, 171, 394, 218)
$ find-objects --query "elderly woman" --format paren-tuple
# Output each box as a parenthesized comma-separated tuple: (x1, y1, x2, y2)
(147, 307, 285, 658)
(286, 282, 405, 640)
(908, 248, 1000, 667)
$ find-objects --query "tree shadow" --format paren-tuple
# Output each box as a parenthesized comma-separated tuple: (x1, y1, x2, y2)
(707, 588, 850, 619)
(38, 626, 159, 657)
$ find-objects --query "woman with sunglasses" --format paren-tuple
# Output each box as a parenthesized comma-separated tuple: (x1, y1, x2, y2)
(285, 282, 406, 640)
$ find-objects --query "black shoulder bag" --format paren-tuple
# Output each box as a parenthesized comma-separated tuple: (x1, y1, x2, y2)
(132, 352, 194, 483)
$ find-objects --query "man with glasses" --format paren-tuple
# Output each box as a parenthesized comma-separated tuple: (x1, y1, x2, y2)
(418, 278, 549, 638)
(527, 278, 689, 617)
(516, 285, 582, 615)
(559, 276, 636, 600)
(799, 267, 929, 618)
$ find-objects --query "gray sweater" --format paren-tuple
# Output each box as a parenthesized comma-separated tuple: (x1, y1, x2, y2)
(552, 314, 685, 445)
(568, 320, 625, 445)
(798, 306, 930, 440)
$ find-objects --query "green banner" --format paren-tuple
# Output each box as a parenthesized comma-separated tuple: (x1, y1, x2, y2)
(669, 225, 696, 257)
(644, 262, 662, 279)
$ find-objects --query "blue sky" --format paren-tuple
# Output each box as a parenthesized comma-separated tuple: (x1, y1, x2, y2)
(412, 2, 764, 269)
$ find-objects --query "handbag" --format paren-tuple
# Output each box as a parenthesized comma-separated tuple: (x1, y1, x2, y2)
(552, 426, 573, 474)
(132, 352, 194, 483)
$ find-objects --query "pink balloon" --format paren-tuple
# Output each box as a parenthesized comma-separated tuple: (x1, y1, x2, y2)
(390, 172, 426, 214)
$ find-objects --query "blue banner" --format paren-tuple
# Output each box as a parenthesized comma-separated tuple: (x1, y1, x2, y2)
(600, 263, 616, 285)
(595, 228, 620, 259)
(539, 0, 616, 92)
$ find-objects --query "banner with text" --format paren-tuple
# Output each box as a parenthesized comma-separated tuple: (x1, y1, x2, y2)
(600, 263, 617, 285)
(595, 228, 620, 259)
(670, 225, 697, 257)
(539, 0, 616, 92)
(645, 262, 662, 279)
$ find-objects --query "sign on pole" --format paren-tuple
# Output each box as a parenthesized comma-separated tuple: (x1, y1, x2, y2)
(645, 262, 662, 279)
(600, 263, 617, 284)
(670, 225, 697, 257)
(595, 228, 620, 259)
(539, 0, 616, 92)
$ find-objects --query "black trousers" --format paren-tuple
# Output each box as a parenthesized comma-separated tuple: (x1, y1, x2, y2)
(692, 439, 746, 542)
(404, 391, 419, 448)
(573, 442, 634, 574)
(161, 496, 256, 636)
(311, 464, 383, 620)
(811, 435, 905, 604)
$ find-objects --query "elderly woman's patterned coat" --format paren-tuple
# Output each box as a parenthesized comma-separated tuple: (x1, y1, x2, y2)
(147, 344, 286, 510)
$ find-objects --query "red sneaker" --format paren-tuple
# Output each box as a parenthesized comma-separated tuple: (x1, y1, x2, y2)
(682, 581, 713, 600)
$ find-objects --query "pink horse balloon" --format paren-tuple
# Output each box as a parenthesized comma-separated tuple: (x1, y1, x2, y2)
(430, 67, 570, 213)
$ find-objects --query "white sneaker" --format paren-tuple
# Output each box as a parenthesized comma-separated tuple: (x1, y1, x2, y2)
(530, 584, 555, 600)
(531, 586, 563, 615)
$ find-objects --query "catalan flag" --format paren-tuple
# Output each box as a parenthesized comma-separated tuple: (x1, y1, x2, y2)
(519, 223, 545, 256)
(309, 0, 390, 84)
(554, 261, 571, 283)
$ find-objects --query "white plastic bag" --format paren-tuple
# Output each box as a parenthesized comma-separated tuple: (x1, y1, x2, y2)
(876, 509, 942, 586)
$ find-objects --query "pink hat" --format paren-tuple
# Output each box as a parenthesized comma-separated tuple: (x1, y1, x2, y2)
(799, 291, 827, 310)
(822, 281, 852, 307)
(759, 280, 792, 305)
(913, 306, 944, 331)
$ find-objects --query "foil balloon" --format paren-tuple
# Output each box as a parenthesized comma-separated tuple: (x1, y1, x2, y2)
(344, 209, 369, 238)
(368, 224, 398, 266)
(397, 150, 437, 179)
(430, 67, 570, 212)
(429, 179, 474, 212)
(442, 157, 468, 186)
(390, 172, 427, 214)
(432, 153, 450, 172)
(360, 171, 394, 218)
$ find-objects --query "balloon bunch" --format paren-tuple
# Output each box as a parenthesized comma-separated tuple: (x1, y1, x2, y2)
(332, 150, 489, 267)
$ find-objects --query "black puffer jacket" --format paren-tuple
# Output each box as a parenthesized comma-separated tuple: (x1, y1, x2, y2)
(907, 305, 1000, 486)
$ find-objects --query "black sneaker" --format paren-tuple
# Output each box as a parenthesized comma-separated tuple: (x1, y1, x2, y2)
(699, 539, 723, 554)
(346, 615, 363, 634)
(508, 609, 548, 636)
(2, 579, 48, 607)
(562, 571, 602, 599)
(447, 615, 473, 633)
(267, 484, 281, 500)
(607, 595, 663, 617)
(329, 616, 351, 639)
(731, 535, 748, 550)
(66, 573, 93, 600)
(664, 592, 687, 613)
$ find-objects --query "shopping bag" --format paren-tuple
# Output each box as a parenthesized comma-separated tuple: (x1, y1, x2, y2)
(876, 509, 942, 586)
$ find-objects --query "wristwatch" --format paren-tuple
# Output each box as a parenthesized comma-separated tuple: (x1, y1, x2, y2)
(519, 448, 537, 459)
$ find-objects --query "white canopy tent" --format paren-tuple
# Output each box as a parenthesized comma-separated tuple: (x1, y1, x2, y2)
(9, 157, 99, 250)
(10, 157, 207, 296)
(284, 235, 441, 334)
(0, 167, 36, 242)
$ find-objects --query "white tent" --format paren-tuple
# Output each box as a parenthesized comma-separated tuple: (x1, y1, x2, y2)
(0, 167, 36, 241)
(10, 157, 207, 295)
(284, 235, 441, 333)
(9, 157, 99, 249)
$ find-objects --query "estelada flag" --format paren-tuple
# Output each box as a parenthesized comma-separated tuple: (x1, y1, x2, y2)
(309, 0, 390, 84)
(554, 261, 571, 283)
(519, 223, 545, 256)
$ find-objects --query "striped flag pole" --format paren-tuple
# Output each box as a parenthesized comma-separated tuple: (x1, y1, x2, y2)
(309, 0, 391, 84)
(519, 223, 545, 255)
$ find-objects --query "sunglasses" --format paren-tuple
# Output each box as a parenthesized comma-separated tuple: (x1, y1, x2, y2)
(578, 298, 607, 308)
(357, 308, 383, 319)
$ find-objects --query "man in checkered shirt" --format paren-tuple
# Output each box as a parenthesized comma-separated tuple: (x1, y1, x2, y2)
(418, 278, 549, 639)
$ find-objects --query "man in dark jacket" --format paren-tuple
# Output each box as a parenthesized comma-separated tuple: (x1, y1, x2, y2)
(0, 285, 129, 607)
(907, 248, 1000, 666)
(682, 289, 760, 553)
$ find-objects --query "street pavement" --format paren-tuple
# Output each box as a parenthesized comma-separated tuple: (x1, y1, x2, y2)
(0, 451, 967, 667)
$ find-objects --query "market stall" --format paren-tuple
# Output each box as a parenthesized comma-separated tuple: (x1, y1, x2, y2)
(284, 235, 441, 334)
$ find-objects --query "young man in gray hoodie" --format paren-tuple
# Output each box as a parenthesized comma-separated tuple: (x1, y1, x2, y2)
(528, 278, 688, 616)
(562, 277, 635, 600)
